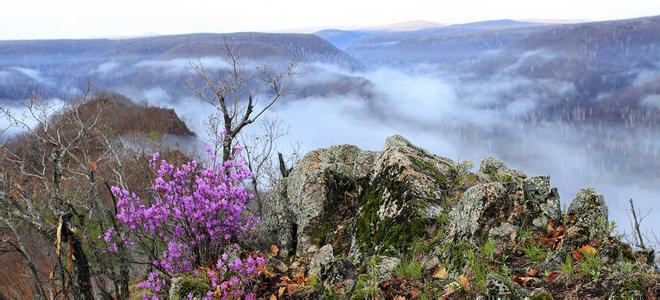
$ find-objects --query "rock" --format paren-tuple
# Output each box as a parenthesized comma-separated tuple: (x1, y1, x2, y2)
(259, 144, 376, 256)
(478, 157, 526, 182)
(308, 244, 334, 277)
(488, 222, 518, 245)
(168, 275, 209, 299)
(268, 257, 289, 274)
(521, 176, 562, 228)
(373, 256, 401, 280)
(562, 188, 608, 250)
(422, 256, 440, 272)
(353, 135, 456, 254)
(258, 181, 295, 257)
(447, 182, 517, 243)
(320, 258, 357, 288)
(486, 274, 527, 298)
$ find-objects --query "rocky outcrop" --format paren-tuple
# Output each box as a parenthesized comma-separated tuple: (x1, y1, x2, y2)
(258, 135, 657, 299)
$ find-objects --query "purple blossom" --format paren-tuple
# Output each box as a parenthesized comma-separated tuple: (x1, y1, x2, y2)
(112, 152, 261, 297)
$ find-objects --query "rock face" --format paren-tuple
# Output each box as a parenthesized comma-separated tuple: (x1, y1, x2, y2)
(259, 144, 376, 257)
(258, 135, 657, 298)
(259, 135, 456, 257)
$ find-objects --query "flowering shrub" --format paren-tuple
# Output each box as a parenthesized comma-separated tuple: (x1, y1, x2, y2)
(107, 150, 262, 298)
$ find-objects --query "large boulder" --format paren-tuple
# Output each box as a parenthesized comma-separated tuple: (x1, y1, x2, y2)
(351, 135, 456, 256)
(447, 182, 519, 244)
(259, 144, 376, 256)
(447, 158, 562, 245)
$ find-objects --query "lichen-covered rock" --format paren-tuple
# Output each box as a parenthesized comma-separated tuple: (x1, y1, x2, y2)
(562, 188, 609, 250)
(478, 157, 526, 182)
(259, 144, 376, 256)
(258, 181, 294, 257)
(373, 256, 401, 280)
(488, 222, 518, 245)
(353, 135, 456, 254)
(485, 274, 527, 298)
(308, 244, 334, 277)
(521, 176, 562, 228)
(447, 182, 517, 244)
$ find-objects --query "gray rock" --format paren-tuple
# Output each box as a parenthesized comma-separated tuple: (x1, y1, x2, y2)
(488, 222, 518, 245)
(373, 256, 400, 280)
(308, 244, 334, 277)
(447, 182, 515, 243)
(268, 257, 289, 274)
(259, 144, 376, 256)
(562, 188, 609, 249)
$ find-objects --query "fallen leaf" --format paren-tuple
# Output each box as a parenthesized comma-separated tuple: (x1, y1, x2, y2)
(287, 283, 296, 296)
(546, 219, 556, 235)
(566, 214, 576, 223)
(432, 267, 448, 279)
(90, 161, 98, 170)
(458, 274, 470, 290)
(546, 271, 559, 283)
(513, 275, 535, 286)
(270, 244, 280, 257)
(269, 294, 277, 300)
(572, 249, 583, 261)
(411, 289, 420, 298)
(526, 268, 539, 277)
(278, 286, 285, 298)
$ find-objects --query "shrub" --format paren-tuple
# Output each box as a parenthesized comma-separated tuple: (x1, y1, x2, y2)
(107, 149, 262, 298)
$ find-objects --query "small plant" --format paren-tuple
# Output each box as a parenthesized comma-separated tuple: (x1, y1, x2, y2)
(352, 258, 383, 299)
(561, 255, 574, 279)
(455, 160, 476, 185)
(521, 241, 547, 263)
(466, 250, 488, 291)
(579, 252, 602, 279)
(481, 240, 496, 262)
(395, 258, 423, 280)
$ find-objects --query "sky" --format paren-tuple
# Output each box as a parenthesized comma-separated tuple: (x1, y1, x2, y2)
(2, 0, 660, 40)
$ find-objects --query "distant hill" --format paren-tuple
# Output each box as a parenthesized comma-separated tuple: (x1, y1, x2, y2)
(317, 16, 660, 126)
(0, 32, 361, 102)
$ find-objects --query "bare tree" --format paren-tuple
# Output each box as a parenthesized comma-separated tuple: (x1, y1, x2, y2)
(0, 91, 134, 299)
(187, 41, 296, 163)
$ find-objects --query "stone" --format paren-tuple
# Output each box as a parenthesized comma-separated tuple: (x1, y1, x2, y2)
(488, 222, 518, 245)
(447, 182, 516, 243)
(373, 256, 401, 280)
(562, 188, 609, 250)
(268, 257, 289, 274)
(308, 244, 334, 277)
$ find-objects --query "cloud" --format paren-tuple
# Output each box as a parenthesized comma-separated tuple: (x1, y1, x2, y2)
(10, 67, 54, 86)
(641, 94, 660, 109)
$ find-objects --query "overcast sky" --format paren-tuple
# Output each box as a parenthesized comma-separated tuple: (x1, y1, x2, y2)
(2, 0, 660, 40)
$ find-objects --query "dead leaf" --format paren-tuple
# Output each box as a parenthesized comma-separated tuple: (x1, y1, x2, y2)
(458, 274, 470, 291)
(411, 289, 420, 298)
(269, 294, 277, 300)
(546, 271, 559, 283)
(546, 219, 556, 235)
(394, 296, 406, 300)
(432, 267, 448, 279)
(526, 268, 539, 277)
(90, 161, 98, 170)
(566, 214, 576, 223)
(572, 249, 583, 261)
(278, 286, 285, 298)
(287, 283, 296, 295)
(270, 244, 280, 257)
(513, 275, 535, 286)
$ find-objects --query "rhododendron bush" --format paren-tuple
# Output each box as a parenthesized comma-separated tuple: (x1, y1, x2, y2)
(106, 149, 264, 298)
